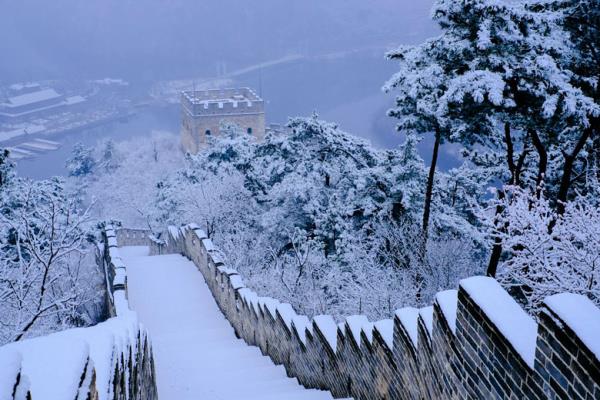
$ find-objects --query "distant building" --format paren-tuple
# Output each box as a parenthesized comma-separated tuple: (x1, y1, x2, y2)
(0, 87, 86, 123)
(9, 82, 42, 95)
(180, 88, 265, 153)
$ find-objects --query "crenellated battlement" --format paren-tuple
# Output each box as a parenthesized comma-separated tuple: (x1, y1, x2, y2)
(148, 223, 600, 399)
(181, 87, 264, 116)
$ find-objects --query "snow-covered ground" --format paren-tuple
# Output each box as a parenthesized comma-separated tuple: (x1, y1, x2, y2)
(121, 246, 338, 400)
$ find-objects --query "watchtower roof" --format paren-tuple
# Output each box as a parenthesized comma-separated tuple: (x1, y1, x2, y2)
(182, 87, 262, 106)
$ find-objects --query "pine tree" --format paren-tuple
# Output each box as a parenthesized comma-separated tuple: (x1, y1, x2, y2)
(66, 143, 96, 177)
(384, 42, 454, 247)
(98, 139, 119, 173)
(0, 148, 14, 188)
(535, 0, 600, 214)
(390, 0, 599, 275)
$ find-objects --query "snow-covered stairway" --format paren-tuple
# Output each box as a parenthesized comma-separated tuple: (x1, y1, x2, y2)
(121, 246, 336, 400)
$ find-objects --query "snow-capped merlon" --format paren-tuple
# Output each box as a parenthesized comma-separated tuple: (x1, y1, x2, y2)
(345, 315, 370, 347)
(201, 238, 216, 252)
(276, 303, 296, 330)
(435, 290, 458, 334)
(313, 315, 338, 351)
(217, 265, 238, 276)
(374, 319, 394, 350)
(460, 276, 538, 368)
(419, 306, 434, 339)
(258, 297, 280, 320)
(291, 315, 311, 345)
(0, 350, 24, 400)
(238, 288, 261, 315)
(167, 226, 182, 241)
(395, 307, 420, 348)
(229, 275, 245, 290)
(361, 321, 374, 345)
(544, 293, 600, 361)
(188, 225, 208, 240)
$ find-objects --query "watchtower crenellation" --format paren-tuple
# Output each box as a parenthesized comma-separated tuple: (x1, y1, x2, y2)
(181, 87, 266, 153)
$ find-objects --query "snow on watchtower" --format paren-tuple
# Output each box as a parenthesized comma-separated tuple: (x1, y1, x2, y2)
(180, 87, 265, 153)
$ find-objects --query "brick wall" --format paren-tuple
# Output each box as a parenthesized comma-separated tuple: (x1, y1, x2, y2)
(151, 224, 600, 399)
(115, 227, 150, 247)
(181, 93, 266, 154)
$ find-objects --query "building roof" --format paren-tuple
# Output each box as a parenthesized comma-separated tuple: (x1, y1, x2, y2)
(3, 89, 62, 108)
(9, 82, 41, 92)
(64, 95, 86, 105)
(182, 88, 262, 105)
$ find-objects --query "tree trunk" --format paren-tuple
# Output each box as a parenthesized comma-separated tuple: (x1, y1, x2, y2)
(486, 190, 505, 277)
(487, 125, 527, 277)
(416, 128, 441, 300)
(514, 137, 529, 187)
(422, 128, 441, 244)
(556, 125, 594, 215)
(529, 129, 547, 196)
(504, 123, 516, 184)
(487, 125, 515, 278)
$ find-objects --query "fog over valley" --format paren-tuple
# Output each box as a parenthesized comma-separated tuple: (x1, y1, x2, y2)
(2, 0, 444, 178)
(1, 0, 437, 81)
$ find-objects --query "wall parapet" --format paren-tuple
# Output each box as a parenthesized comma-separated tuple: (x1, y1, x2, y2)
(0, 225, 158, 399)
(156, 223, 600, 399)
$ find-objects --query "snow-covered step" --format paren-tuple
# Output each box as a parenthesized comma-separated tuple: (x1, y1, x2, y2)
(122, 247, 338, 400)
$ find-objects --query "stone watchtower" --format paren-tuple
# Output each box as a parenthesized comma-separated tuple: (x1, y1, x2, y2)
(180, 87, 265, 153)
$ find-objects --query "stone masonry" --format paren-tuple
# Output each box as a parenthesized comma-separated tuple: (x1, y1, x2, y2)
(142, 224, 600, 399)
(180, 87, 265, 153)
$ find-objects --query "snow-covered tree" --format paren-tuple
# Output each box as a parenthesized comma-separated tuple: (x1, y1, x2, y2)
(96, 139, 120, 173)
(384, 42, 454, 244)
(66, 119, 485, 320)
(79, 132, 184, 230)
(66, 143, 96, 177)
(432, 0, 599, 207)
(0, 148, 14, 188)
(485, 186, 600, 314)
(151, 116, 484, 319)
(529, 0, 600, 215)
(0, 176, 102, 344)
(387, 0, 599, 276)
(155, 169, 255, 239)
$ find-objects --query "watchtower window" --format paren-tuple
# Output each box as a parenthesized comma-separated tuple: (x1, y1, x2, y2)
(247, 127, 253, 135)
(205, 129, 211, 136)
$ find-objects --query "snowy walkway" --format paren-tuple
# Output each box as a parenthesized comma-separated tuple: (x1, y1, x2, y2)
(122, 246, 336, 400)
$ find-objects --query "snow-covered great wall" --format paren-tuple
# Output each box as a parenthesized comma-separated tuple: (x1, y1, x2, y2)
(1, 222, 598, 399)
(144, 223, 600, 399)
(0, 226, 158, 400)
